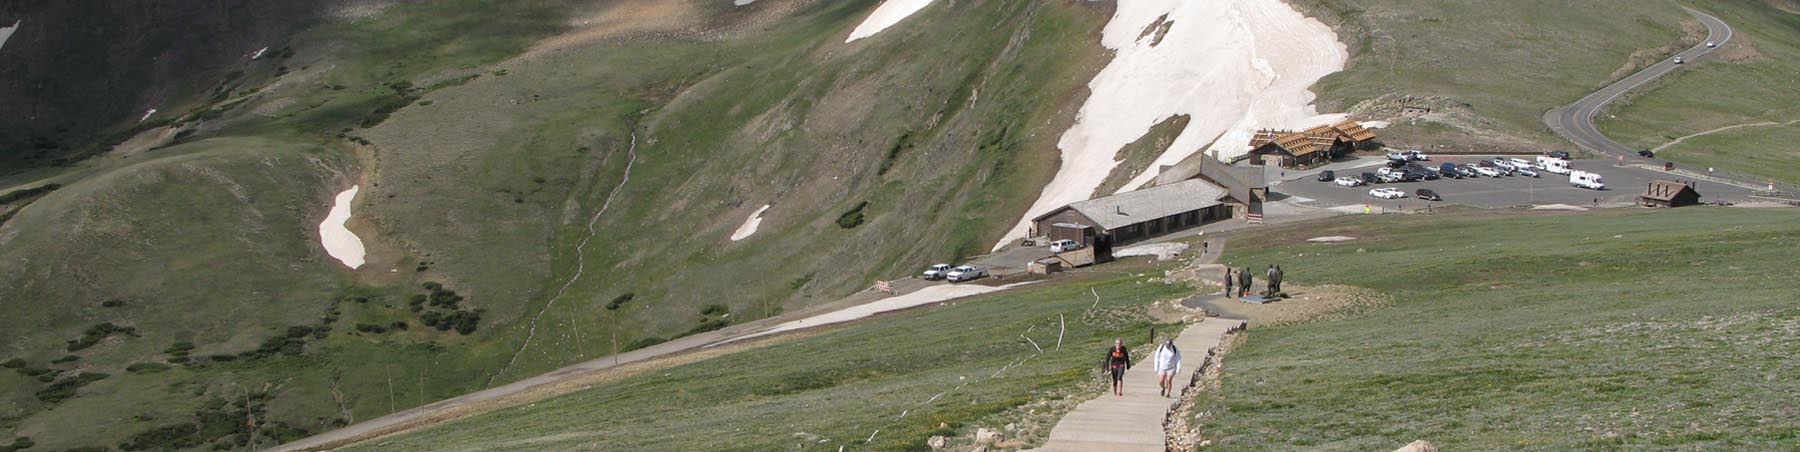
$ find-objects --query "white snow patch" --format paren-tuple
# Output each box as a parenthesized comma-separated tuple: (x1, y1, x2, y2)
(729, 204, 771, 241)
(250, 46, 269, 59)
(1531, 204, 1590, 211)
(1114, 242, 1189, 261)
(0, 21, 18, 52)
(733, 0, 756, 5)
(994, 0, 1348, 250)
(721, 281, 1035, 344)
(1359, 120, 1390, 129)
(1306, 236, 1357, 242)
(845, 0, 936, 43)
(138, 108, 157, 123)
(319, 186, 367, 269)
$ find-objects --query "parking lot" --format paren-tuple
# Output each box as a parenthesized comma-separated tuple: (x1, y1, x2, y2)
(1277, 156, 1760, 211)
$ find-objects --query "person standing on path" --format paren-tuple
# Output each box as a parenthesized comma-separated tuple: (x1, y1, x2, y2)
(1153, 339, 1181, 397)
(1241, 268, 1253, 298)
(1223, 267, 1234, 298)
(1102, 339, 1132, 396)
(1266, 265, 1277, 295)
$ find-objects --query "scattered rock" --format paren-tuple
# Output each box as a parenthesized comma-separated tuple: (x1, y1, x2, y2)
(1199, 439, 1213, 448)
(975, 427, 1004, 445)
(1306, 236, 1357, 242)
(793, 432, 821, 442)
(927, 435, 947, 450)
(1394, 440, 1438, 452)
(1004, 423, 1017, 432)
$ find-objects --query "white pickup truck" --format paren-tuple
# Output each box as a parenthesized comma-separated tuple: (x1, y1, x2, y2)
(946, 265, 987, 282)
(921, 264, 952, 281)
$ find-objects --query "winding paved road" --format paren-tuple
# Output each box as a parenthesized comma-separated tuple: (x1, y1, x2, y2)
(1541, 7, 1792, 193)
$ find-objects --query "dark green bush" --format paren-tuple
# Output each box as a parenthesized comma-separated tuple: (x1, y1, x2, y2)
(126, 362, 172, 374)
(836, 201, 869, 229)
(35, 372, 109, 403)
(0, 358, 23, 368)
(605, 292, 635, 311)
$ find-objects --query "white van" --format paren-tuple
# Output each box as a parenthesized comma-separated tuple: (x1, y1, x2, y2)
(1570, 170, 1605, 190)
(1050, 239, 1082, 253)
(1536, 156, 1572, 174)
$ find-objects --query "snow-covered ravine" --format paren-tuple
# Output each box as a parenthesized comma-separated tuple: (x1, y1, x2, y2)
(729, 204, 771, 241)
(319, 186, 367, 269)
(995, 0, 1347, 249)
(845, 0, 936, 42)
(0, 20, 19, 51)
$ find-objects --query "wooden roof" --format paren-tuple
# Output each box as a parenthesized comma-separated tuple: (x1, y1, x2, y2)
(1330, 120, 1377, 141)
(1250, 119, 1375, 157)
(1639, 180, 1698, 202)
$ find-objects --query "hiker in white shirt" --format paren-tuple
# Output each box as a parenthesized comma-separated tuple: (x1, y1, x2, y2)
(1153, 339, 1181, 397)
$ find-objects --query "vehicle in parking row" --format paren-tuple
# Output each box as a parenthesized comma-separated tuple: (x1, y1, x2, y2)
(1515, 167, 1539, 178)
(1438, 163, 1464, 179)
(1385, 150, 1430, 162)
(1543, 150, 1571, 160)
(946, 265, 987, 282)
(1369, 187, 1407, 199)
(1505, 157, 1533, 168)
(1050, 239, 1082, 253)
(1570, 170, 1605, 190)
(1334, 176, 1364, 187)
(1415, 189, 1441, 201)
(1317, 170, 1336, 182)
(922, 264, 953, 280)
(1472, 165, 1502, 177)
(1490, 159, 1517, 173)
(1535, 156, 1572, 174)
(1360, 172, 1380, 184)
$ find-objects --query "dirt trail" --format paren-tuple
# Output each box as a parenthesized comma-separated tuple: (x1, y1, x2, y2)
(490, 132, 637, 385)
(1651, 119, 1800, 153)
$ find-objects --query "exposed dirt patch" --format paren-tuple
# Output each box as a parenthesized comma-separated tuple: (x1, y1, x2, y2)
(1772, 0, 1800, 14)
(1198, 284, 1391, 327)
(511, 0, 820, 63)
(105, 125, 185, 159)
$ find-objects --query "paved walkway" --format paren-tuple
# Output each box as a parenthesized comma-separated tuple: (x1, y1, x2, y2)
(1030, 318, 1244, 452)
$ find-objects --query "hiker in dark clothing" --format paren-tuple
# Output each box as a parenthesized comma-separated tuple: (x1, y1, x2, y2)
(1102, 339, 1132, 396)
(1266, 265, 1276, 295)
(1223, 268, 1234, 298)
(1273, 265, 1285, 293)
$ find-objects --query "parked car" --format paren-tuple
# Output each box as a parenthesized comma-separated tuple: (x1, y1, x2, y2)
(1369, 187, 1406, 199)
(1050, 239, 1082, 253)
(1458, 164, 1483, 177)
(1472, 165, 1503, 177)
(1673, 56, 1683, 64)
(922, 264, 953, 280)
(1515, 167, 1540, 178)
(1385, 159, 1408, 168)
(1386, 150, 1411, 161)
(1490, 159, 1517, 173)
(946, 265, 987, 282)
(1317, 169, 1336, 182)
(1403, 150, 1430, 161)
(1438, 163, 1464, 179)
(1639, 149, 1656, 158)
(1415, 189, 1442, 201)
(1544, 150, 1571, 159)
(1360, 172, 1380, 184)
(1706, 41, 1716, 48)
(1334, 176, 1364, 187)
(1505, 157, 1533, 168)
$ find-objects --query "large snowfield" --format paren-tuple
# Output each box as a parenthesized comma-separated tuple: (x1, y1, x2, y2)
(995, 0, 1348, 249)
(0, 21, 19, 52)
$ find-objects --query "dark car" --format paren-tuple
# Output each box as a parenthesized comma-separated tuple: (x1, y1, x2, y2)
(1360, 172, 1380, 184)
(1638, 149, 1655, 158)
(1545, 150, 1571, 159)
(1317, 169, 1335, 182)
(1415, 189, 1442, 201)
(1438, 163, 1464, 179)
(1385, 159, 1408, 169)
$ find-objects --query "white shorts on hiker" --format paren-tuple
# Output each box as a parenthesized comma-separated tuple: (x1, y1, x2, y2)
(1153, 341, 1181, 375)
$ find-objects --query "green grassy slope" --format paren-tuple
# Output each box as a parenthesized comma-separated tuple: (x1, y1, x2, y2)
(348, 271, 1187, 451)
(1196, 208, 1800, 450)
(0, 0, 1115, 449)
(1290, 0, 1695, 151)
(1595, 2, 1800, 185)
(360, 0, 1112, 385)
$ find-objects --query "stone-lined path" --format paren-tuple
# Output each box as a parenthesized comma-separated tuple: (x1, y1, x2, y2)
(1030, 317, 1244, 451)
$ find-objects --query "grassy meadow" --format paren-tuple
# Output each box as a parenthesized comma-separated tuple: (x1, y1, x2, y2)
(1195, 208, 1800, 450)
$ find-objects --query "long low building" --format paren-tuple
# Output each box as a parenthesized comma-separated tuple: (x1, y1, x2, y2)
(1031, 179, 1231, 254)
(1245, 119, 1377, 168)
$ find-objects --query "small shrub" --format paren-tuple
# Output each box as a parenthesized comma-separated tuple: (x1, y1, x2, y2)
(354, 323, 389, 334)
(421, 282, 443, 292)
(102, 299, 129, 308)
(16, 367, 51, 377)
(126, 363, 172, 374)
(51, 355, 79, 364)
(836, 201, 869, 229)
(391, 321, 409, 331)
(605, 292, 635, 311)
(35, 372, 109, 403)
(683, 319, 730, 337)
(0, 358, 24, 369)
(208, 354, 237, 362)
(700, 304, 729, 317)
(624, 337, 667, 351)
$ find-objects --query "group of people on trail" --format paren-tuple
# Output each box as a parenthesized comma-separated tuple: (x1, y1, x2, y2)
(1222, 264, 1284, 298)
(1100, 338, 1183, 398)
